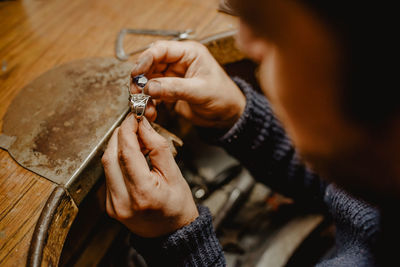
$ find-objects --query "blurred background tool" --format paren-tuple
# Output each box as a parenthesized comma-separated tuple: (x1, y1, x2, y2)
(190, 164, 243, 201)
(212, 169, 255, 230)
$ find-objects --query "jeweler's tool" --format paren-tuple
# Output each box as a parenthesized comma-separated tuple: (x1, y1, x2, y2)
(192, 164, 243, 201)
(116, 29, 195, 61)
(213, 170, 255, 230)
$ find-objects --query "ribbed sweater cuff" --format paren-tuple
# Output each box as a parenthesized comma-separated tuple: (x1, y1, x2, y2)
(218, 77, 274, 149)
(130, 205, 225, 267)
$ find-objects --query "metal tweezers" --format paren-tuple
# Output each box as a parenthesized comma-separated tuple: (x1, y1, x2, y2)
(115, 28, 195, 61)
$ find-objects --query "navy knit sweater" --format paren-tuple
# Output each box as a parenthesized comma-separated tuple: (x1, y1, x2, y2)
(130, 78, 381, 266)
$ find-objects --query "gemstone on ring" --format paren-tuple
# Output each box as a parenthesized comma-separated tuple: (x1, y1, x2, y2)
(133, 74, 148, 89)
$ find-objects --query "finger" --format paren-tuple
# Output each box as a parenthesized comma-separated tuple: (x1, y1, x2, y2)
(117, 114, 151, 186)
(164, 62, 187, 76)
(141, 98, 158, 123)
(131, 40, 200, 77)
(154, 63, 168, 73)
(144, 103, 157, 122)
(144, 77, 203, 103)
(102, 128, 131, 199)
(130, 82, 143, 94)
(105, 185, 116, 218)
(138, 138, 150, 155)
(148, 63, 186, 78)
(148, 73, 164, 79)
(138, 117, 177, 180)
(164, 69, 185, 78)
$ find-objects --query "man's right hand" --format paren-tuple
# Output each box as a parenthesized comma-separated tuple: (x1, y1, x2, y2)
(131, 40, 246, 129)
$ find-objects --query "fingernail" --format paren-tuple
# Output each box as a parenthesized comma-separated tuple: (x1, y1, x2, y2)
(136, 54, 151, 71)
(145, 80, 161, 95)
(141, 117, 153, 130)
(130, 63, 139, 78)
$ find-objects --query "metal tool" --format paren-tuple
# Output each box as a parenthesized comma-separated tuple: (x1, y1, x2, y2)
(191, 164, 243, 201)
(115, 28, 195, 61)
(213, 169, 255, 230)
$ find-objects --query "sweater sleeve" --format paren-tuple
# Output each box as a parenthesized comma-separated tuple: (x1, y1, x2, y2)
(130, 205, 225, 267)
(201, 77, 328, 210)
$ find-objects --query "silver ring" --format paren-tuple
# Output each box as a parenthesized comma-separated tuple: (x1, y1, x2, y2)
(129, 93, 150, 121)
(133, 74, 148, 90)
(129, 74, 150, 121)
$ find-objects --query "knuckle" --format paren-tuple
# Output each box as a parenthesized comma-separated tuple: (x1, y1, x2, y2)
(190, 41, 208, 52)
(106, 194, 134, 221)
(110, 198, 133, 221)
(133, 197, 153, 212)
(167, 86, 179, 98)
(131, 183, 158, 211)
(150, 41, 168, 54)
(118, 124, 129, 139)
(157, 138, 170, 152)
(106, 204, 115, 218)
(101, 154, 112, 168)
(114, 208, 132, 221)
(152, 40, 165, 47)
(133, 201, 149, 212)
(105, 196, 117, 219)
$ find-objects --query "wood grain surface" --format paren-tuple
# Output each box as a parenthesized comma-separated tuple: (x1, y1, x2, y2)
(0, 150, 56, 266)
(0, 0, 237, 266)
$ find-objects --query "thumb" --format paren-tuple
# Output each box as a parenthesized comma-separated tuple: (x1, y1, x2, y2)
(144, 77, 203, 104)
(137, 118, 177, 178)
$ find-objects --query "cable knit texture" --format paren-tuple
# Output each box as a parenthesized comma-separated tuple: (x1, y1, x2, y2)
(130, 206, 225, 266)
(318, 184, 380, 266)
(129, 77, 381, 266)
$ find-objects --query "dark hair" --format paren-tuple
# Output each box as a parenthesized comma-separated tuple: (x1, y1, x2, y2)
(231, 0, 398, 130)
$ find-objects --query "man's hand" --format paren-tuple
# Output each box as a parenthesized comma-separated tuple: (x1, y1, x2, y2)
(102, 114, 198, 237)
(131, 40, 246, 129)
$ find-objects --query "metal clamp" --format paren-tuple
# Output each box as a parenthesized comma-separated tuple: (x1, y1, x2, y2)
(115, 28, 195, 61)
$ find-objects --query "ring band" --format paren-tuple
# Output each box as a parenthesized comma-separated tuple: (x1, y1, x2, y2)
(129, 93, 150, 121)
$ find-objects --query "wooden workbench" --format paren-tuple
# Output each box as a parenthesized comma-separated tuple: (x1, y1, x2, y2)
(0, 1, 237, 266)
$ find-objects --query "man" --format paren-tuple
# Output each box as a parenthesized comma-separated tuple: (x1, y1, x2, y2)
(101, 1, 399, 266)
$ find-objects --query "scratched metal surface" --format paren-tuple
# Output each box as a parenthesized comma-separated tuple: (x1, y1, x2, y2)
(2, 58, 133, 185)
